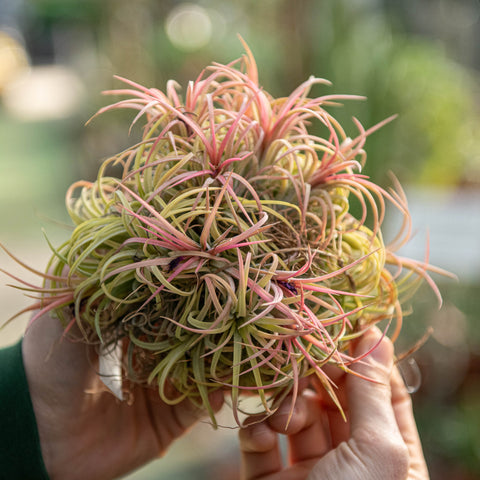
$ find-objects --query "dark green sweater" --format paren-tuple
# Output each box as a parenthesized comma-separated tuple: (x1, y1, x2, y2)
(0, 341, 50, 479)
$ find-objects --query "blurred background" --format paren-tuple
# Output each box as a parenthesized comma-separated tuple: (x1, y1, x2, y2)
(0, 0, 479, 478)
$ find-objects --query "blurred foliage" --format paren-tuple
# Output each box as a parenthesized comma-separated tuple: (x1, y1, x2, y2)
(29, 0, 101, 23)
(24, 0, 480, 188)
(147, 0, 480, 188)
(0, 111, 74, 238)
(392, 279, 480, 478)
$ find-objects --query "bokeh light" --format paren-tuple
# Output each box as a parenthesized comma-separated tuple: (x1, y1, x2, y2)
(0, 30, 29, 92)
(165, 4, 212, 51)
(2, 65, 85, 121)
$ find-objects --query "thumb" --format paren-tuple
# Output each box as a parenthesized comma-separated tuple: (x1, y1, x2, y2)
(348, 327, 395, 432)
(307, 328, 409, 480)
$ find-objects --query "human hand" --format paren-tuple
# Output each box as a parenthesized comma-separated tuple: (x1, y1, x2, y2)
(22, 312, 224, 480)
(239, 328, 429, 479)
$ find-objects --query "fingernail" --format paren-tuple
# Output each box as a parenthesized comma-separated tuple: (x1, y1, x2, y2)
(208, 389, 225, 412)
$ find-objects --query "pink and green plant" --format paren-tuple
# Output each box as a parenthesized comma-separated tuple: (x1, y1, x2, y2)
(2, 43, 448, 425)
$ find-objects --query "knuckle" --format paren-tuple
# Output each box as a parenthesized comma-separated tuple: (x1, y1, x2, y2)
(364, 361, 393, 385)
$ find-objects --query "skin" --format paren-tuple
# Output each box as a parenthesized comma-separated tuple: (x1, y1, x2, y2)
(21, 313, 428, 480)
(239, 328, 430, 480)
(22, 313, 224, 480)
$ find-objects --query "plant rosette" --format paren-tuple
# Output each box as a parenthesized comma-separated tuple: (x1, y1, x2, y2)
(2, 43, 448, 426)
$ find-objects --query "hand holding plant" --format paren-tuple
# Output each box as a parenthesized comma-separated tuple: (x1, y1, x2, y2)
(239, 327, 429, 480)
(22, 309, 224, 480)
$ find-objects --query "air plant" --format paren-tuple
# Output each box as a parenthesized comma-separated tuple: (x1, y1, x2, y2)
(2, 43, 446, 426)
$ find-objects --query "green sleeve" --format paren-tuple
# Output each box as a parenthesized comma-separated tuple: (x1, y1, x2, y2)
(0, 340, 50, 479)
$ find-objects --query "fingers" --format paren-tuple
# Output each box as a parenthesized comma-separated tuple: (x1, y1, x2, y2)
(267, 391, 330, 464)
(391, 367, 429, 478)
(347, 329, 396, 432)
(239, 391, 331, 480)
(239, 328, 425, 480)
(343, 328, 410, 479)
(239, 419, 283, 480)
(312, 371, 349, 448)
(304, 330, 410, 480)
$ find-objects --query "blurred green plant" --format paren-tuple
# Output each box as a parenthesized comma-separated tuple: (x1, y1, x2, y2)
(28, 0, 480, 187)
(273, 0, 480, 187)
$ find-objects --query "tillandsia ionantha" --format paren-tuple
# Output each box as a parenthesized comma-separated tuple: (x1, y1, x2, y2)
(2, 42, 448, 426)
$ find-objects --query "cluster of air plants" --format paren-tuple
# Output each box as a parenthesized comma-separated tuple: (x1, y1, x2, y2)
(3, 44, 444, 425)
